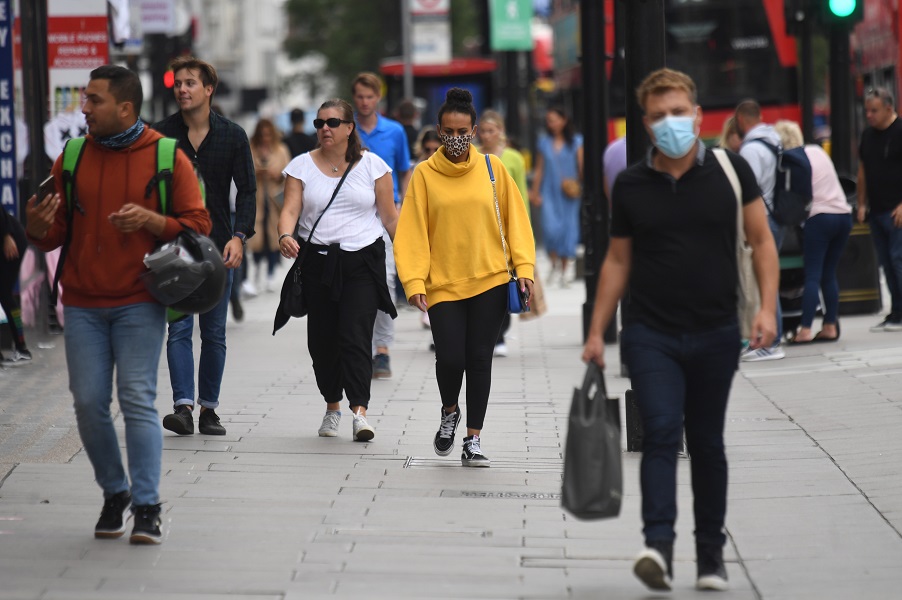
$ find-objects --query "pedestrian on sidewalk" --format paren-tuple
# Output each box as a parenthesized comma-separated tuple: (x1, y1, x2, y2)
(153, 56, 257, 438)
(735, 99, 787, 361)
(857, 87, 902, 332)
(352, 72, 411, 380)
(582, 68, 778, 591)
(775, 120, 851, 344)
(394, 88, 536, 468)
(248, 118, 290, 293)
(529, 106, 583, 288)
(0, 208, 32, 366)
(278, 98, 398, 442)
(24, 65, 211, 544)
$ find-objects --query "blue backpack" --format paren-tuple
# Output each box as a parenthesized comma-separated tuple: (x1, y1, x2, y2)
(752, 139, 813, 227)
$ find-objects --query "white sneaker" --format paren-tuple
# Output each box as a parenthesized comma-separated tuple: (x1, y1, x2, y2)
(493, 342, 508, 357)
(317, 411, 341, 437)
(741, 345, 786, 362)
(241, 280, 258, 298)
(352, 412, 374, 442)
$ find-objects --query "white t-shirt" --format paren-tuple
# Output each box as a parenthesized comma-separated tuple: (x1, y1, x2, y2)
(283, 150, 392, 252)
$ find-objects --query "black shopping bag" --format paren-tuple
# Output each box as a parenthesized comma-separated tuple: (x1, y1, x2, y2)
(561, 362, 623, 520)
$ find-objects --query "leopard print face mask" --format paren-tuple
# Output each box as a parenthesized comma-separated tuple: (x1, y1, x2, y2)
(439, 130, 474, 158)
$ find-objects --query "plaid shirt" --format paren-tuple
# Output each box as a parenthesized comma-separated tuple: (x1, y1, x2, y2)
(152, 110, 256, 250)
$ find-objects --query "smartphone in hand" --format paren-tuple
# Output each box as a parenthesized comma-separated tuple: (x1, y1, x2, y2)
(36, 174, 55, 205)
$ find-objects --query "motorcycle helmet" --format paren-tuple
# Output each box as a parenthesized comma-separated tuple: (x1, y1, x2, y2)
(141, 229, 227, 314)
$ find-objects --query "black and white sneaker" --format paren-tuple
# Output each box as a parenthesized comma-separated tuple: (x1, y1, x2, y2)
(433, 406, 461, 456)
(461, 435, 490, 467)
(696, 542, 729, 591)
(634, 540, 673, 591)
(94, 490, 132, 539)
(130, 504, 163, 545)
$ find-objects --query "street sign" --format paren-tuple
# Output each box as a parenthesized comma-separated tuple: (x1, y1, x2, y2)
(489, 0, 534, 51)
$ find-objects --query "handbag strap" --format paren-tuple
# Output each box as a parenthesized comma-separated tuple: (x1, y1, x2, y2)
(712, 148, 746, 247)
(297, 159, 355, 264)
(486, 154, 515, 278)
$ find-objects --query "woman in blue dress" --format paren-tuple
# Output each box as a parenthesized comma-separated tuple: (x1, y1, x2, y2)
(529, 107, 583, 287)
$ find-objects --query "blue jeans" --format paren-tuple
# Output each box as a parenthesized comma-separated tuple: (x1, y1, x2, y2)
(769, 215, 786, 341)
(869, 211, 902, 317)
(621, 322, 742, 546)
(166, 271, 233, 409)
(64, 303, 166, 506)
(801, 213, 852, 327)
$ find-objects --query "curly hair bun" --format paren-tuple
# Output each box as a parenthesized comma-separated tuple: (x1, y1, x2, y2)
(445, 88, 473, 105)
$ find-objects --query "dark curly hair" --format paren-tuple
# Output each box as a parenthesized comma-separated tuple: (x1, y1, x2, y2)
(437, 87, 477, 128)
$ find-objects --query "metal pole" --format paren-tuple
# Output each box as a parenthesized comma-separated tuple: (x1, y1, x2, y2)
(579, 0, 607, 341)
(401, 0, 413, 99)
(829, 23, 852, 176)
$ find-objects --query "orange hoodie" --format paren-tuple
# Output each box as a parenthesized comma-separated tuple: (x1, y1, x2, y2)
(30, 127, 212, 308)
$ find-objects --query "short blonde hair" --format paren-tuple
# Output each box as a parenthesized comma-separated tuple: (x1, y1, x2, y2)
(636, 68, 697, 111)
(774, 119, 804, 150)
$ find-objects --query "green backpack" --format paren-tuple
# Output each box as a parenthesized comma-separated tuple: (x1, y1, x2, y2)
(55, 136, 205, 323)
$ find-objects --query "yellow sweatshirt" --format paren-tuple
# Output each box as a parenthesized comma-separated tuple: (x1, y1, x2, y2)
(394, 145, 536, 306)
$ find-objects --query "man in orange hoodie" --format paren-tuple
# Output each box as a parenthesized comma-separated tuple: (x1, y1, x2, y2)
(25, 65, 211, 545)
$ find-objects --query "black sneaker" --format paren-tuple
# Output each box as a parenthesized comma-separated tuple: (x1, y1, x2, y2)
(433, 406, 461, 456)
(162, 405, 194, 435)
(461, 435, 490, 467)
(198, 408, 226, 435)
(130, 504, 162, 545)
(634, 540, 673, 591)
(94, 490, 131, 539)
(696, 542, 729, 591)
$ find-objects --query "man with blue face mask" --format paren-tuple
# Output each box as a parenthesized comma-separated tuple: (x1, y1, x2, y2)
(582, 68, 779, 592)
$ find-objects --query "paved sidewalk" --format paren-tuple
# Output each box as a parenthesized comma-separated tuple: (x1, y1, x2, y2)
(1, 263, 901, 599)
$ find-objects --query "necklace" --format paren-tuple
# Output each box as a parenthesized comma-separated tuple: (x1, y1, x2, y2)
(321, 151, 340, 173)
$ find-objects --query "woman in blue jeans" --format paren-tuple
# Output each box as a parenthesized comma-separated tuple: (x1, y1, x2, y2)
(776, 121, 852, 343)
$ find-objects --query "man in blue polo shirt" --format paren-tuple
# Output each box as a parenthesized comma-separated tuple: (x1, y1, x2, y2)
(352, 72, 411, 379)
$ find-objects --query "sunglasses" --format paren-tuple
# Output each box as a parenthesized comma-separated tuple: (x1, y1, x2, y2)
(314, 118, 352, 129)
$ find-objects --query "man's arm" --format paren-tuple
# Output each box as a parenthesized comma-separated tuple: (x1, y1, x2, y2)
(743, 197, 779, 349)
(581, 236, 632, 368)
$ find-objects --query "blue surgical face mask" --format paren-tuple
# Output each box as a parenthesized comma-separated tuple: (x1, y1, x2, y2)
(650, 113, 698, 159)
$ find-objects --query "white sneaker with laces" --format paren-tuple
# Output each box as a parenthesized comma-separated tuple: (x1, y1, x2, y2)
(740, 345, 785, 362)
(317, 411, 341, 437)
(352, 412, 375, 442)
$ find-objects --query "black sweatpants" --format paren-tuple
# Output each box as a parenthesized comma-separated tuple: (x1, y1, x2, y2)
(303, 244, 382, 409)
(428, 284, 507, 431)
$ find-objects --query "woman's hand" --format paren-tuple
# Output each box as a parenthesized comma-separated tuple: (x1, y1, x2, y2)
(279, 234, 300, 259)
(409, 294, 428, 312)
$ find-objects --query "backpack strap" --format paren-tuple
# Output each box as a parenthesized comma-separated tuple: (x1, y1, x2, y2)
(52, 138, 88, 306)
(145, 137, 177, 215)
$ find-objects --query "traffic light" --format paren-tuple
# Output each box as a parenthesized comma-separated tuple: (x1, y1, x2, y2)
(820, 0, 863, 25)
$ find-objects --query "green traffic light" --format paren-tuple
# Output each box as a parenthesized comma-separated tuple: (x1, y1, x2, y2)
(828, 0, 857, 18)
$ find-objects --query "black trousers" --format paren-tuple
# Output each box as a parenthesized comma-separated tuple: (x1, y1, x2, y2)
(428, 284, 507, 431)
(303, 244, 382, 408)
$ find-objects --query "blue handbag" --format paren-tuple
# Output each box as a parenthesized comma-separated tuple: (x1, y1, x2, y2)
(486, 154, 529, 314)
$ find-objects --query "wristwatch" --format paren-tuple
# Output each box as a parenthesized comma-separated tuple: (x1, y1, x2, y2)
(233, 232, 247, 246)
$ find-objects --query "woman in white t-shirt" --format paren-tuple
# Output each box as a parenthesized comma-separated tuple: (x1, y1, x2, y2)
(277, 98, 398, 441)
(775, 120, 852, 344)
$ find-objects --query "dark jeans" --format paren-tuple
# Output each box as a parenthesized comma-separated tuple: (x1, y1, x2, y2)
(801, 213, 852, 327)
(621, 322, 742, 546)
(869, 211, 902, 317)
(429, 284, 507, 431)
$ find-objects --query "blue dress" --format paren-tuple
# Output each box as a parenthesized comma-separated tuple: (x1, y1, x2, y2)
(537, 134, 583, 257)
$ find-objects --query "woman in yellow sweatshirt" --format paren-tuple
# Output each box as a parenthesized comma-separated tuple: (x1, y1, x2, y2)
(394, 88, 536, 467)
